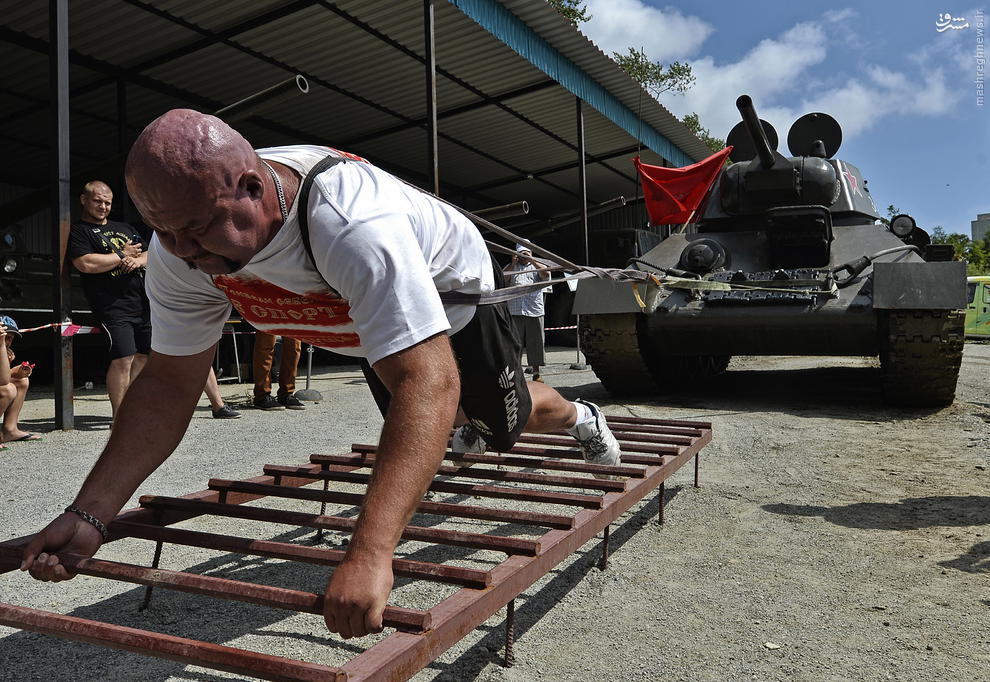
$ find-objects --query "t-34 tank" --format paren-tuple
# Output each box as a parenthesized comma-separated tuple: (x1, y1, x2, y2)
(574, 95, 967, 406)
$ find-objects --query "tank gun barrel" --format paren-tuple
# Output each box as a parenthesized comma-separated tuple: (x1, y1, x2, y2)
(735, 95, 775, 168)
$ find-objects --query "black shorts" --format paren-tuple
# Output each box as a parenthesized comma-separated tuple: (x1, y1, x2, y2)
(102, 319, 152, 360)
(360, 256, 532, 450)
(360, 301, 532, 452)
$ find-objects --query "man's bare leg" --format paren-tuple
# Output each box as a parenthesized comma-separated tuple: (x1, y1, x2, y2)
(129, 353, 148, 382)
(106, 355, 134, 417)
(521, 380, 578, 432)
(1, 377, 33, 441)
(203, 367, 224, 410)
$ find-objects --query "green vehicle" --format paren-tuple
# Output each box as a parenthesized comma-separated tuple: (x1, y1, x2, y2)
(967, 276, 990, 338)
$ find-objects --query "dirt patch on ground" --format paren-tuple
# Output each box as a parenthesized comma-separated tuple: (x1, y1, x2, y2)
(1, 344, 987, 681)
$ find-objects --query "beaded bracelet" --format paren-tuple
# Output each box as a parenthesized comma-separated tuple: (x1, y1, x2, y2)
(64, 505, 111, 542)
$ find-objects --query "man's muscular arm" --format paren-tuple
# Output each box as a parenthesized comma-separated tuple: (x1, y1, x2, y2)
(20, 346, 216, 580)
(323, 333, 460, 639)
(72, 252, 124, 274)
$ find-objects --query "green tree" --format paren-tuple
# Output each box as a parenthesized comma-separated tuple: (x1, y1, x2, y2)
(612, 47, 695, 97)
(964, 238, 989, 275)
(546, 0, 590, 24)
(681, 112, 725, 153)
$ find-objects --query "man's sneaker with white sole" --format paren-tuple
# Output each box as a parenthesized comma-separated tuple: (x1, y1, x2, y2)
(570, 399, 621, 475)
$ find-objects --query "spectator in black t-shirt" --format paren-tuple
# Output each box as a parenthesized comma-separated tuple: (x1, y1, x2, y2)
(68, 181, 151, 418)
(68, 180, 241, 421)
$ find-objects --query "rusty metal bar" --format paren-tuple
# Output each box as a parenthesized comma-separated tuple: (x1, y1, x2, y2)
(208, 478, 597, 520)
(2, 550, 431, 632)
(1, 415, 712, 681)
(114, 521, 491, 589)
(340, 421, 711, 680)
(0, 603, 345, 682)
(518, 432, 693, 449)
(496, 444, 672, 466)
(267, 462, 623, 493)
(137, 495, 551, 552)
(346, 446, 646, 478)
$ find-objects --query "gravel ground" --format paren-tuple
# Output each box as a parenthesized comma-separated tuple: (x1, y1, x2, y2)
(1, 343, 988, 681)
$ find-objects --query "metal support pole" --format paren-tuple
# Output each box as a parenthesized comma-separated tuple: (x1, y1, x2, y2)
(49, 0, 73, 429)
(294, 344, 322, 402)
(694, 453, 700, 487)
(314, 477, 330, 544)
(423, 0, 440, 195)
(503, 598, 515, 667)
(571, 97, 588, 370)
(115, 79, 131, 223)
(657, 481, 665, 526)
(599, 524, 610, 570)
(138, 540, 164, 612)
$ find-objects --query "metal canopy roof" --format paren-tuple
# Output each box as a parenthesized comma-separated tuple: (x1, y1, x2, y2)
(1, 0, 708, 238)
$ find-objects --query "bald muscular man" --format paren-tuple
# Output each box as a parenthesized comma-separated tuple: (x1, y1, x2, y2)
(21, 109, 621, 639)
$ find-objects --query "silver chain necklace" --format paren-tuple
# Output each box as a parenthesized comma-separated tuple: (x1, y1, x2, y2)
(261, 159, 288, 222)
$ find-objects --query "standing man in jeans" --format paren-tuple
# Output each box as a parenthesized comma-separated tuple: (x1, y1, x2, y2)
(504, 244, 550, 382)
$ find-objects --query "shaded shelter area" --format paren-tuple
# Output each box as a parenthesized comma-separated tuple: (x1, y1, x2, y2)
(0, 0, 707, 418)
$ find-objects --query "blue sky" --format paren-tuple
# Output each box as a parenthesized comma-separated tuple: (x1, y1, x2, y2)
(578, 0, 988, 238)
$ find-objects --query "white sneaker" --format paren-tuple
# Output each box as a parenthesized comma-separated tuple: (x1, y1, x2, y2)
(452, 423, 488, 455)
(571, 399, 621, 473)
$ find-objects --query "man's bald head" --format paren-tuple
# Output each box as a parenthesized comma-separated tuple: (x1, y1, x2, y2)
(125, 109, 258, 218)
(79, 179, 113, 225)
(122, 109, 283, 274)
(81, 180, 112, 198)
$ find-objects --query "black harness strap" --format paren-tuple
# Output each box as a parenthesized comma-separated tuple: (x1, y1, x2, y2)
(296, 155, 347, 297)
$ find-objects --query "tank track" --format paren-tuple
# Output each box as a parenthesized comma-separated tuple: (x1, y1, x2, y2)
(579, 314, 659, 395)
(879, 309, 964, 407)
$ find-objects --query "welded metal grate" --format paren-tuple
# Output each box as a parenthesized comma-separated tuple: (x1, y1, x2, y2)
(0, 414, 711, 681)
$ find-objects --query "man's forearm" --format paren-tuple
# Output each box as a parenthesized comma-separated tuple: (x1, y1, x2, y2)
(72, 350, 212, 522)
(73, 253, 122, 274)
(346, 340, 459, 562)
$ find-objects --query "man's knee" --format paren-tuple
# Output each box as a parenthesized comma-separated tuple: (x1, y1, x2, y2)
(0, 382, 16, 404)
(13, 376, 29, 391)
(108, 355, 133, 372)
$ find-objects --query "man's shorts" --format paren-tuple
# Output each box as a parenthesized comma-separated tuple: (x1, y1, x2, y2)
(359, 301, 532, 451)
(102, 319, 152, 360)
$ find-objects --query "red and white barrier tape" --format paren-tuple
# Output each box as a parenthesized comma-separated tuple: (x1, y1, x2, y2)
(15, 322, 102, 336)
(544, 325, 577, 331)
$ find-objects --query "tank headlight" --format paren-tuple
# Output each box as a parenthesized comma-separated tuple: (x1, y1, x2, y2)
(2, 257, 17, 273)
(889, 214, 916, 238)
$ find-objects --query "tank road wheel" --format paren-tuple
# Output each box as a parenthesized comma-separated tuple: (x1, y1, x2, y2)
(879, 310, 964, 407)
(580, 314, 730, 396)
(579, 313, 659, 395)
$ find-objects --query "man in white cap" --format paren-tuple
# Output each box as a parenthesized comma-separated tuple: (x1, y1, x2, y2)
(503, 244, 550, 381)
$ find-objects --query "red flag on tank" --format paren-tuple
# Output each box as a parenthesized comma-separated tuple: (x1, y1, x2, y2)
(634, 146, 733, 225)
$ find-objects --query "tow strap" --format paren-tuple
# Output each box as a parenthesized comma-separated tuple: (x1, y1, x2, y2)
(294, 154, 661, 306)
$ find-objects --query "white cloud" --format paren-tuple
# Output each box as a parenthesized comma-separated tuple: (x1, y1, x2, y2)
(659, 22, 829, 139)
(578, 5, 970, 147)
(581, 0, 713, 60)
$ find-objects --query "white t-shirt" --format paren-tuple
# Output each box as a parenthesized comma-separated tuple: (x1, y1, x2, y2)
(145, 145, 494, 365)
